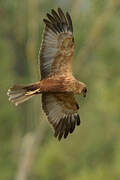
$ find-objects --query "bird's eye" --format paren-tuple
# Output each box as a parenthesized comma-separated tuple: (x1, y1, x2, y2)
(84, 88, 87, 93)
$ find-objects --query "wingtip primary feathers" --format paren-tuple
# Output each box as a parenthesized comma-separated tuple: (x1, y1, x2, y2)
(43, 8, 73, 34)
(54, 113, 81, 141)
(66, 11, 73, 33)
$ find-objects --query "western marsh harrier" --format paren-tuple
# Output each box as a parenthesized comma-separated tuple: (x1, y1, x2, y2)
(7, 8, 87, 140)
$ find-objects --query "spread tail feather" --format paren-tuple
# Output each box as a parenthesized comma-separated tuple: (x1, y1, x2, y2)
(7, 83, 40, 106)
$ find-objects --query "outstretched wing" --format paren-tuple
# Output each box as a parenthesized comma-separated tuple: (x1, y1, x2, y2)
(42, 93, 80, 141)
(39, 8, 74, 80)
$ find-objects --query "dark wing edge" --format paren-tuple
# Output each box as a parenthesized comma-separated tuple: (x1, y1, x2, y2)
(44, 8, 73, 34)
(42, 93, 80, 141)
(54, 113, 80, 141)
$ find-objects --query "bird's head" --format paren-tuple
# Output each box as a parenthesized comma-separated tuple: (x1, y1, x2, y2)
(78, 82, 87, 97)
(81, 87, 87, 97)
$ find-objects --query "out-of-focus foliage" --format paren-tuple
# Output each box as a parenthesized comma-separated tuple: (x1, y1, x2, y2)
(0, 0, 120, 180)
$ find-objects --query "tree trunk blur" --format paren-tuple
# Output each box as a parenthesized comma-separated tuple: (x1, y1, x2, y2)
(15, 0, 47, 180)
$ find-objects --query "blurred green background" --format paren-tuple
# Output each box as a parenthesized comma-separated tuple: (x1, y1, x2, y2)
(0, 0, 120, 180)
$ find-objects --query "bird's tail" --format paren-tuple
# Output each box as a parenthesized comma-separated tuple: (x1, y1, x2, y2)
(7, 82, 41, 106)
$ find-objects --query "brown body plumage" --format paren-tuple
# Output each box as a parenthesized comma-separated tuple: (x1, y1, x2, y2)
(7, 8, 87, 141)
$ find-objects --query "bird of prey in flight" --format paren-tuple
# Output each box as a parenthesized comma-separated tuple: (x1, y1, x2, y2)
(7, 8, 87, 141)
